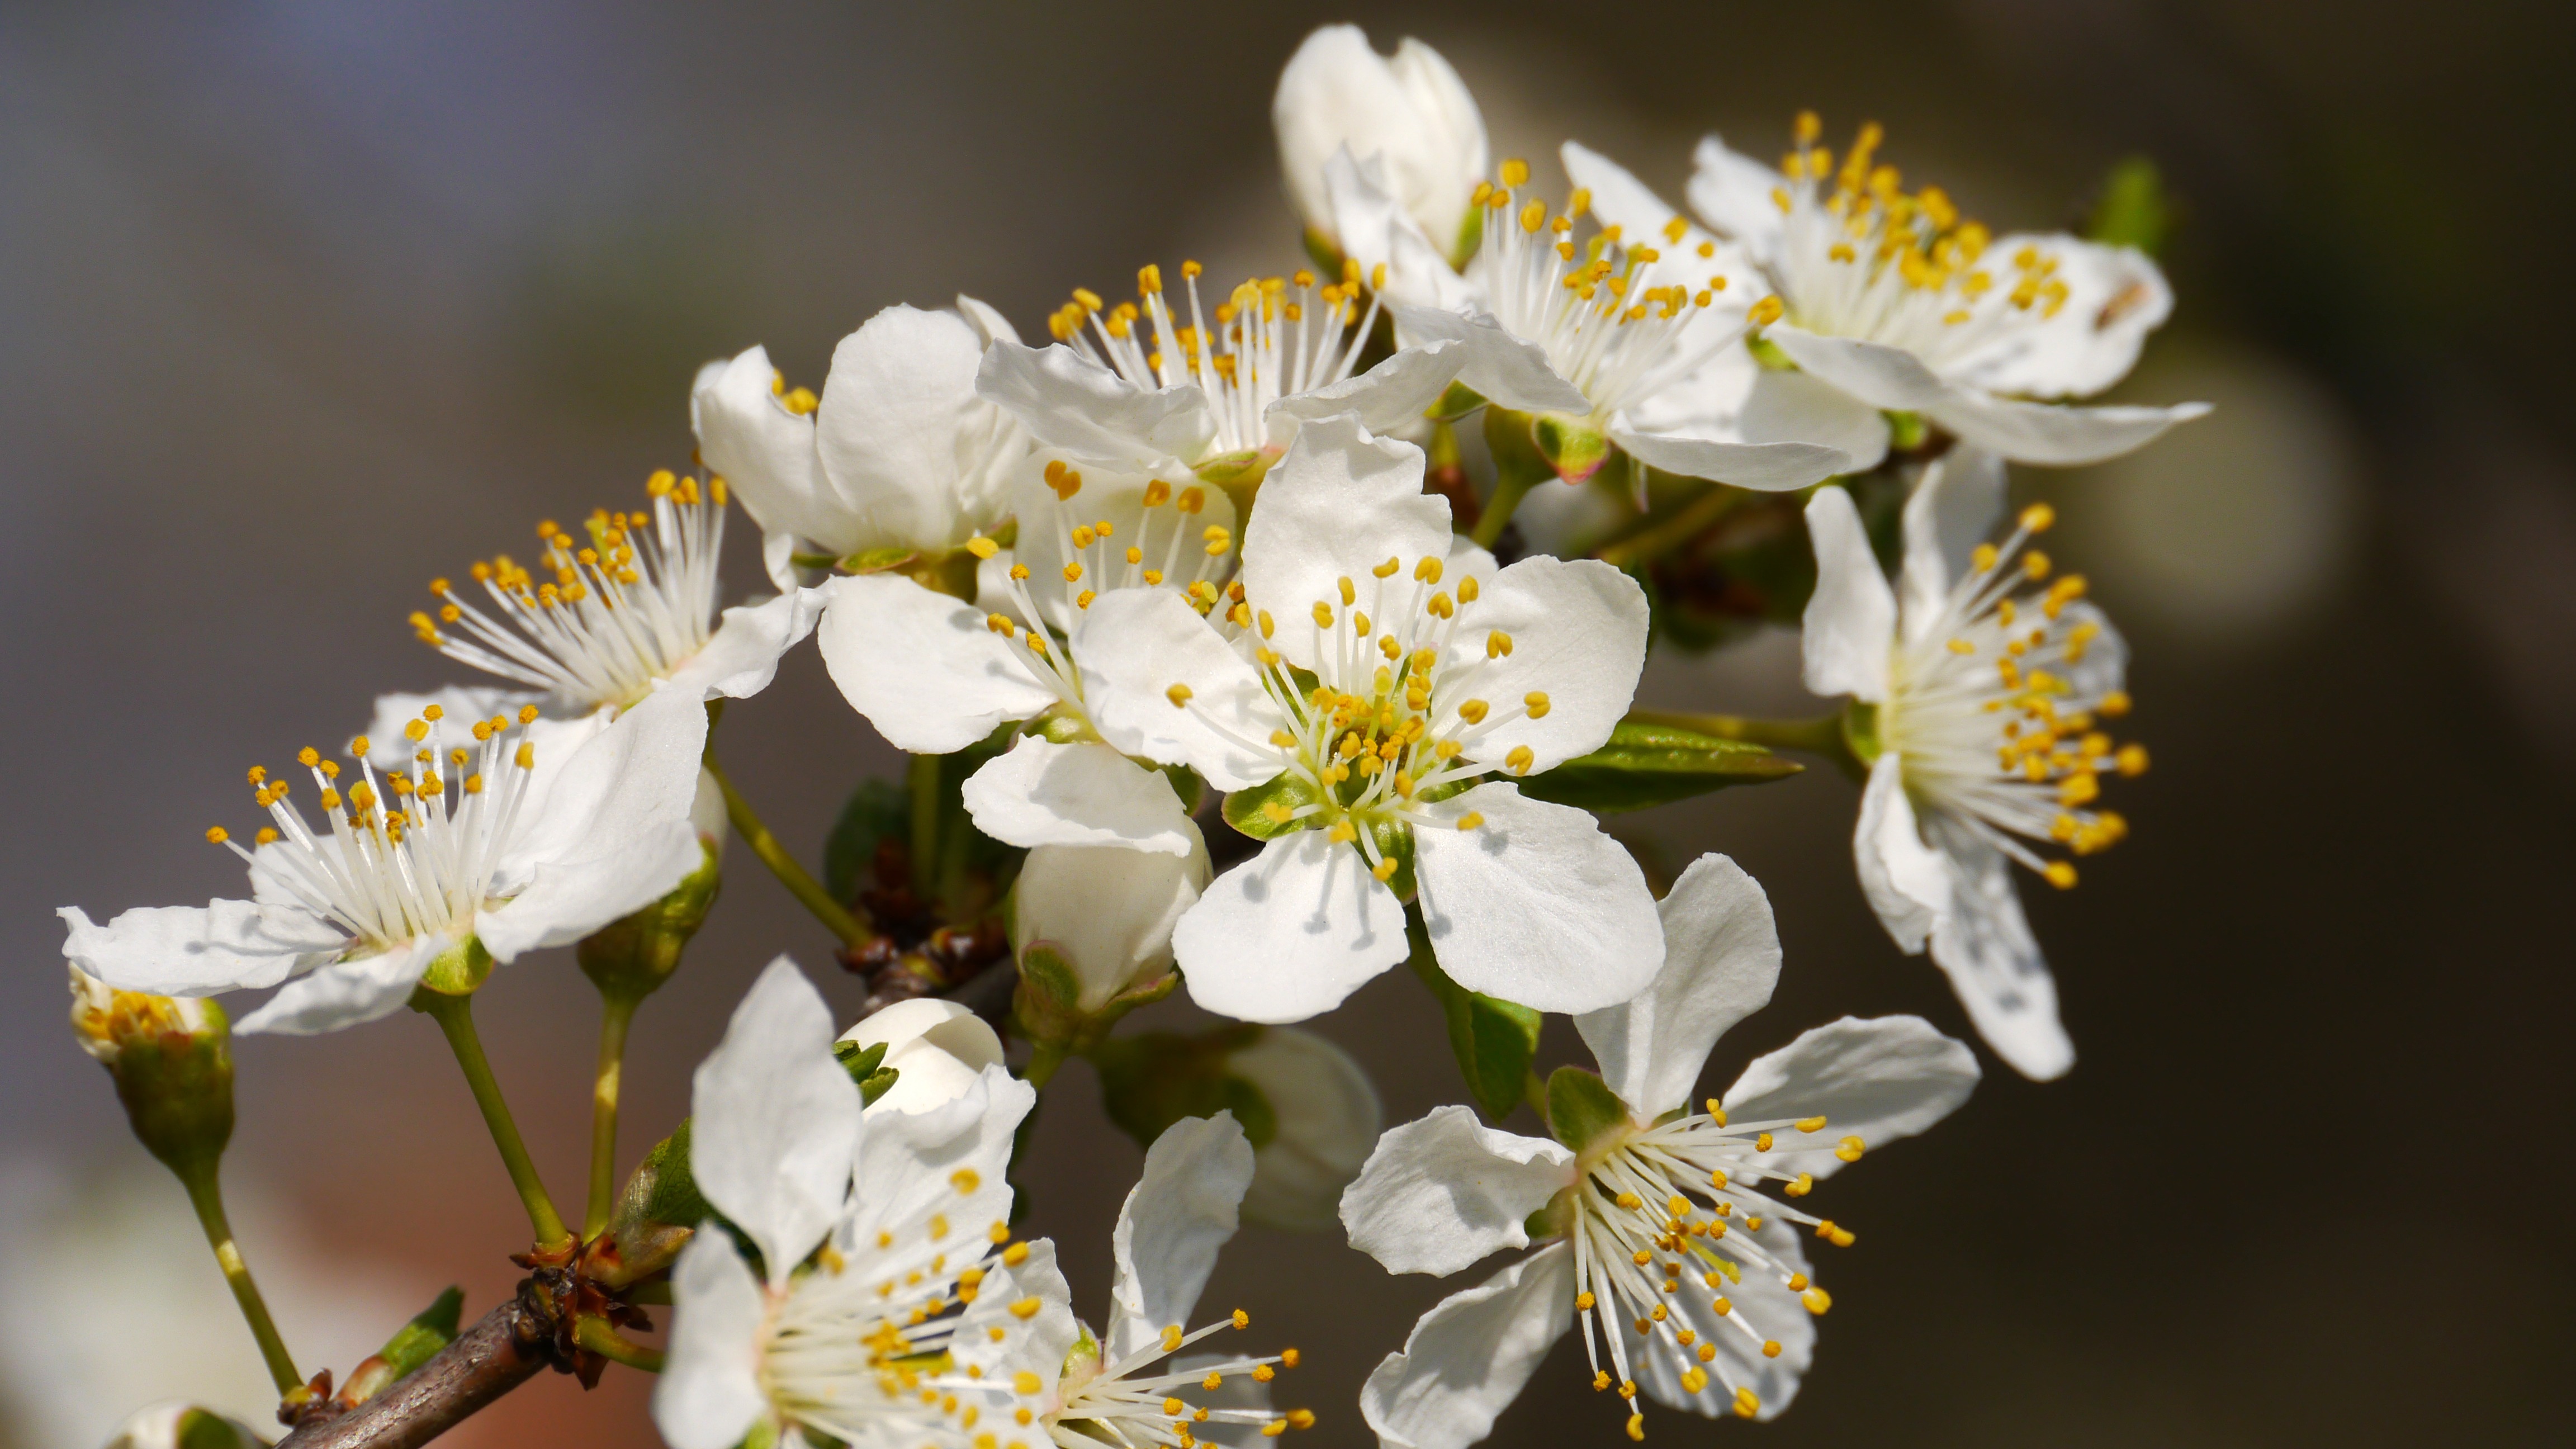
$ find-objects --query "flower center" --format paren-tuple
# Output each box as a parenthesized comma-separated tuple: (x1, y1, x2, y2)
(1040, 1312, 1310, 1447)
(1881, 502, 2145, 890)
(1048, 260, 1385, 458)
(1564, 1102, 1860, 1437)
(413, 469, 726, 713)
(206, 703, 546, 951)
(1466, 158, 1769, 422)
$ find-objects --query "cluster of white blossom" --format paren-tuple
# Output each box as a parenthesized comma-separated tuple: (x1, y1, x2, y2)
(66, 22, 2210, 1449)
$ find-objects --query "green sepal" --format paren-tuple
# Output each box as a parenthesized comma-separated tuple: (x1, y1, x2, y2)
(840, 546, 922, 575)
(414, 936, 493, 998)
(1030, 708, 1102, 746)
(1523, 1185, 1575, 1242)
(839, 547, 979, 601)
(834, 1039, 905, 1110)
(591, 1118, 711, 1289)
(1407, 907, 1542, 1123)
(2084, 155, 2172, 257)
(577, 842, 721, 1002)
(1090, 1024, 1282, 1154)
(1450, 205, 1485, 271)
(1545, 1066, 1632, 1154)
(1195, 447, 1275, 519)
(1746, 334, 1794, 370)
(1012, 943, 1177, 1053)
(336, 1286, 464, 1407)
(1531, 413, 1613, 484)
(859, 1067, 900, 1107)
(1426, 380, 1488, 422)
(1517, 719, 1801, 814)
(98, 1001, 235, 1177)
(1884, 410, 1929, 452)
(1223, 774, 1320, 840)
(1841, 701, 1883, 766)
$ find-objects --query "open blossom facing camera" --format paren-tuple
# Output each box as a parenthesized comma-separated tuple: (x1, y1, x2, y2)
(59, 686, 707, 1035)
(1342, 855, 1978, 1447)
(1275, 25, 1489, 265)
(1803, 451, 2144, 1079)
(1680, 113, 2207, 465)
(1068, 415, 1665, 1022)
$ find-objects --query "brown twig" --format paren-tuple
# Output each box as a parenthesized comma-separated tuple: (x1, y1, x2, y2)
(273, 1298, 551, 1449)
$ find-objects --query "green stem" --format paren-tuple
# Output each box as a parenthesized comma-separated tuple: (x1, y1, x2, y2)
(1521, 1069, 1548, 1117)
(703, 749, 869, 949)
(1593, 479, 1747, 567)
(177, 1162, 302, 1395)
(1630, 708, 1859, 770)
(572, 1315, 666, 1373)
(583, 991, 641, 1240)
(1022, 1039, 1071, 1091)
(908, 752, 941, 887)
(419, 992, 572, 1251)
(1470, 468, 1542, 549)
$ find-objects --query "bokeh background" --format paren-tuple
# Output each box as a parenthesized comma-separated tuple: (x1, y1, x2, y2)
(5, 2, 2570, 1445)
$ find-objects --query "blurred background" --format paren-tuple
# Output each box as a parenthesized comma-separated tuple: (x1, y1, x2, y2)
(4, 1, 2570, 1445)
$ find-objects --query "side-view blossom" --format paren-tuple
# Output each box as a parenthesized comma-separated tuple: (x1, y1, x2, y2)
(103, 1401, 268, 1449)
(1070, 414, 1667, 1023)
(1228, 1026, 1384, 1233)
(654, 956, 1035, 1449)
(409, 467, 822, 717)
(835, 995, 1007, 1117)
(1328, 148, 1861, 494)
(1676, 113, 2206, 466)
(976, 261, 1464, 494)
(694, 296, 1031, 588)
(1275, 24, 1489, 266)
(1009, 831, 1211, 1015)
(949, 1112, 1315, 1446)
(1802, 450, 2145, 1079)
(1341, 854, 1979, 1446)
(59, 685, 707, 1035)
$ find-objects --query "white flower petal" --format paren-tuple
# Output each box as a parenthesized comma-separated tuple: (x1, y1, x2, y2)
(1360, 1242, 1576, 1449)
(842, 1064, 1032, 1257)
(1897, 446, 2007, 641)
(1077, 586, 1287, 791)
(2049, 599, 2130, 709)
(1106, 1112, 1255, 1363)
(813, 304, 1021, 553)
(1799, 485, 1896, 703)
(1412, 784, 1664, 1015)
(1339, 1105, 1571, 1276)
(1574, 854, 1781, 1119)
(1388, 305, 1593, 416)
(1174, 831, 1407, 1025)
(1239, 413, 1453, 671)
(1686, 133, 1791, 266)
(1441, 555, 1646, 774)
(1767, 325, 2208, 466)
(690, 957, 860, 1285)
(1723, 1015, 1980, 1183)
(58, 901, 339, 998)
(1010, 835, 1208, 1013)
(660, 586, 825, 703)
(949, 1237, 1079, 1384)
(1631, 1217, 1814, 1419)
(1274, 26, 1487, 253)
(1942, 235, 2174, 399)
(813, 573, 1058, 754)
(1608, 424, 1855, 492)
(354, 686, 546, 765)
(839, 998, 1007, 1118)
(1322, 147, 1484, 312)
(1008, 456, 1238, 636)
(652, 1232, 771, 1449)
(1621, 354, 1891, 481)
(232, 936, 445, 1037)
(975, 339, 1216, 472)
(1230, 1026, 1384, 1234)
(691, 345, 839, 549)
(1920, 814, 2073, 1081)
(1263, 338, 1464, 444)
(954, 291, 1022, 348)
(1853, 755, 1945, 954)
(962, 737, 1199, 856)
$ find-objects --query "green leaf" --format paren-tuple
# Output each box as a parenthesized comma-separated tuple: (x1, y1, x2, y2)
(2085, 155, 2173, 257)
(334, 1286, 464, 1408)
(1090, 1025, 1281, 1153)
(1545, 1066, 1632, 1153)
(1222, 774, 1319, 840)
(1517, 720, 1801, 813)
(1407, 908, 1542, 1123)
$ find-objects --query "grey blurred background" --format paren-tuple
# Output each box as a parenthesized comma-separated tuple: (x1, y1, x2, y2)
(4, 1, 2570, 1445)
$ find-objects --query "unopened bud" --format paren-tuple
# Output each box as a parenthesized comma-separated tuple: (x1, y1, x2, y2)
(577, 837, 723, 1003)
(70, 965, 234, 1175)
(103, 1402, 266, 1449)
(1008, 830, 1210, 1047)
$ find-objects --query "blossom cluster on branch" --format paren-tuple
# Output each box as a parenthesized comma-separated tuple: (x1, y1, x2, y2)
(63, 22, 2206, 1449)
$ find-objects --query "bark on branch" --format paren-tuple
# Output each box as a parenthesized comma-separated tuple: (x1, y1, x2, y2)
(273, 1298, 550, 1449)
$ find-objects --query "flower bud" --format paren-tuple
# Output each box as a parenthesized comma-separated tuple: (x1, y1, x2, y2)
(837, 998, 1005, 1116)
(103, 1402, 267, 1449)
(577, 837, 723, 1003)
(1229, 1027, 1384, 1232)
(1273, 25, 1489, 263)
(70, 965, 234, 1176)
(1008, 831, 1210, 1022)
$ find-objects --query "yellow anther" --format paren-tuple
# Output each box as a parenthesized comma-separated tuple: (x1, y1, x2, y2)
(1499, 158, 1530, 187)
(1486, 630, 1513, 658)
(1232, 1308, 1250, 1329)
(1733, 1388, 1760, 1419)
(1803, 1286, 1836, 1314)
(205, 826, 230, 845)
(1794, 1116, 1829, 1133)
(1280, 1348, 1299, 1367)
(1008, 1296, 1041, 1320)
(1505, 745, 1534, 774)
(1523, 691, 1551, 719)
(1748, 295, 1784, 326)
(2043, 860, 2078, 889)
(1313, 602, 1335, 629)
(1755, 1132, 1773, 1151)
(1625, 1414, 1644, 1441)
(2019, 501, 2056, 533)
(1176, 486, 1206, 514)
(1835, 1135, 1866, 1162)
(2116, 744, 2150, 775)
(1062, 562, 1083, 584)
(1455, 812, 1485, 831)
(1784, 1172, 1815, 1196)
(1163, 1324, 1186, 1352)
(514, 742, 536, 770)
(1289, 1409, 1315, 1430)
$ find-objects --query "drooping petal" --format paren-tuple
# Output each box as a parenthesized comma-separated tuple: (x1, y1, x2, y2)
(1574, 854, 1781, 1119)
(976, 340, 1216, 473)
(1766, 326, 2208, 467)
(232, 935, 446, 1037)
(1339, 1105, 1572, 1276)
(837, 998, 1007, 1119)
(1010, 836, 1208, 1013)
(813, 573, 1058, 754)
(1229, 1026, 1384, 1234)
(1240, 413, 1454, 672)
(1106, 1112, 1256, 1362)
(961, 737, 1199, 856)
(691, 345, 840, 550)
(659, 586, 826, 703)
(1360, 1242, 1576, 1449)
(1607, 424, 1855, 492)
(1174, 831, 1407, 1025)
(1799, 485, 1896, 704)
(1388, 305, 1593, 416)
(1439, 555, 1646, 774)
(58, 901, 342, 998)
(812, 304, 1022, 553)
(1631, 1217, 1815, 1420)
(1724, 1015, 1979, 1186)
(1897, 446, 2007, 642)
(1940, 235, 2173, 399)
(1412, 784, 1664, 1015)
(1685, 133, 1792, 266)
(1852, 755, 1946, 954)
(1263, 338, 1465, 446)
(652, 1232, 772, 1449)
(1076, 586, 1288, 792)
(690, 957, 861, 1285)
(1920, 813, 2073, 1081)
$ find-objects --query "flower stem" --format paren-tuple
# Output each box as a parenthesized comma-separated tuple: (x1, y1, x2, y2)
(1470, 467, 1544, 550)
(582, 989, 641, 1240)
(1629, 708, 1860, 772)
(418, 992, 572, 1251)
(176, 1160, 302, 1395)
(1022, 1039, 1071, 1091)
(702, 745, 869, 949)
(572, 1315, 665, 1373)
(1592, 479, 1749, 567)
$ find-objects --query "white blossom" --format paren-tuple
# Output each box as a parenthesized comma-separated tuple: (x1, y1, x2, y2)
(1008, 834, 1211, 1016)
(1227, 1026, 1382, 1234)
(1274, 25, 1489, 264)
(836, 997, 1007, 1118)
